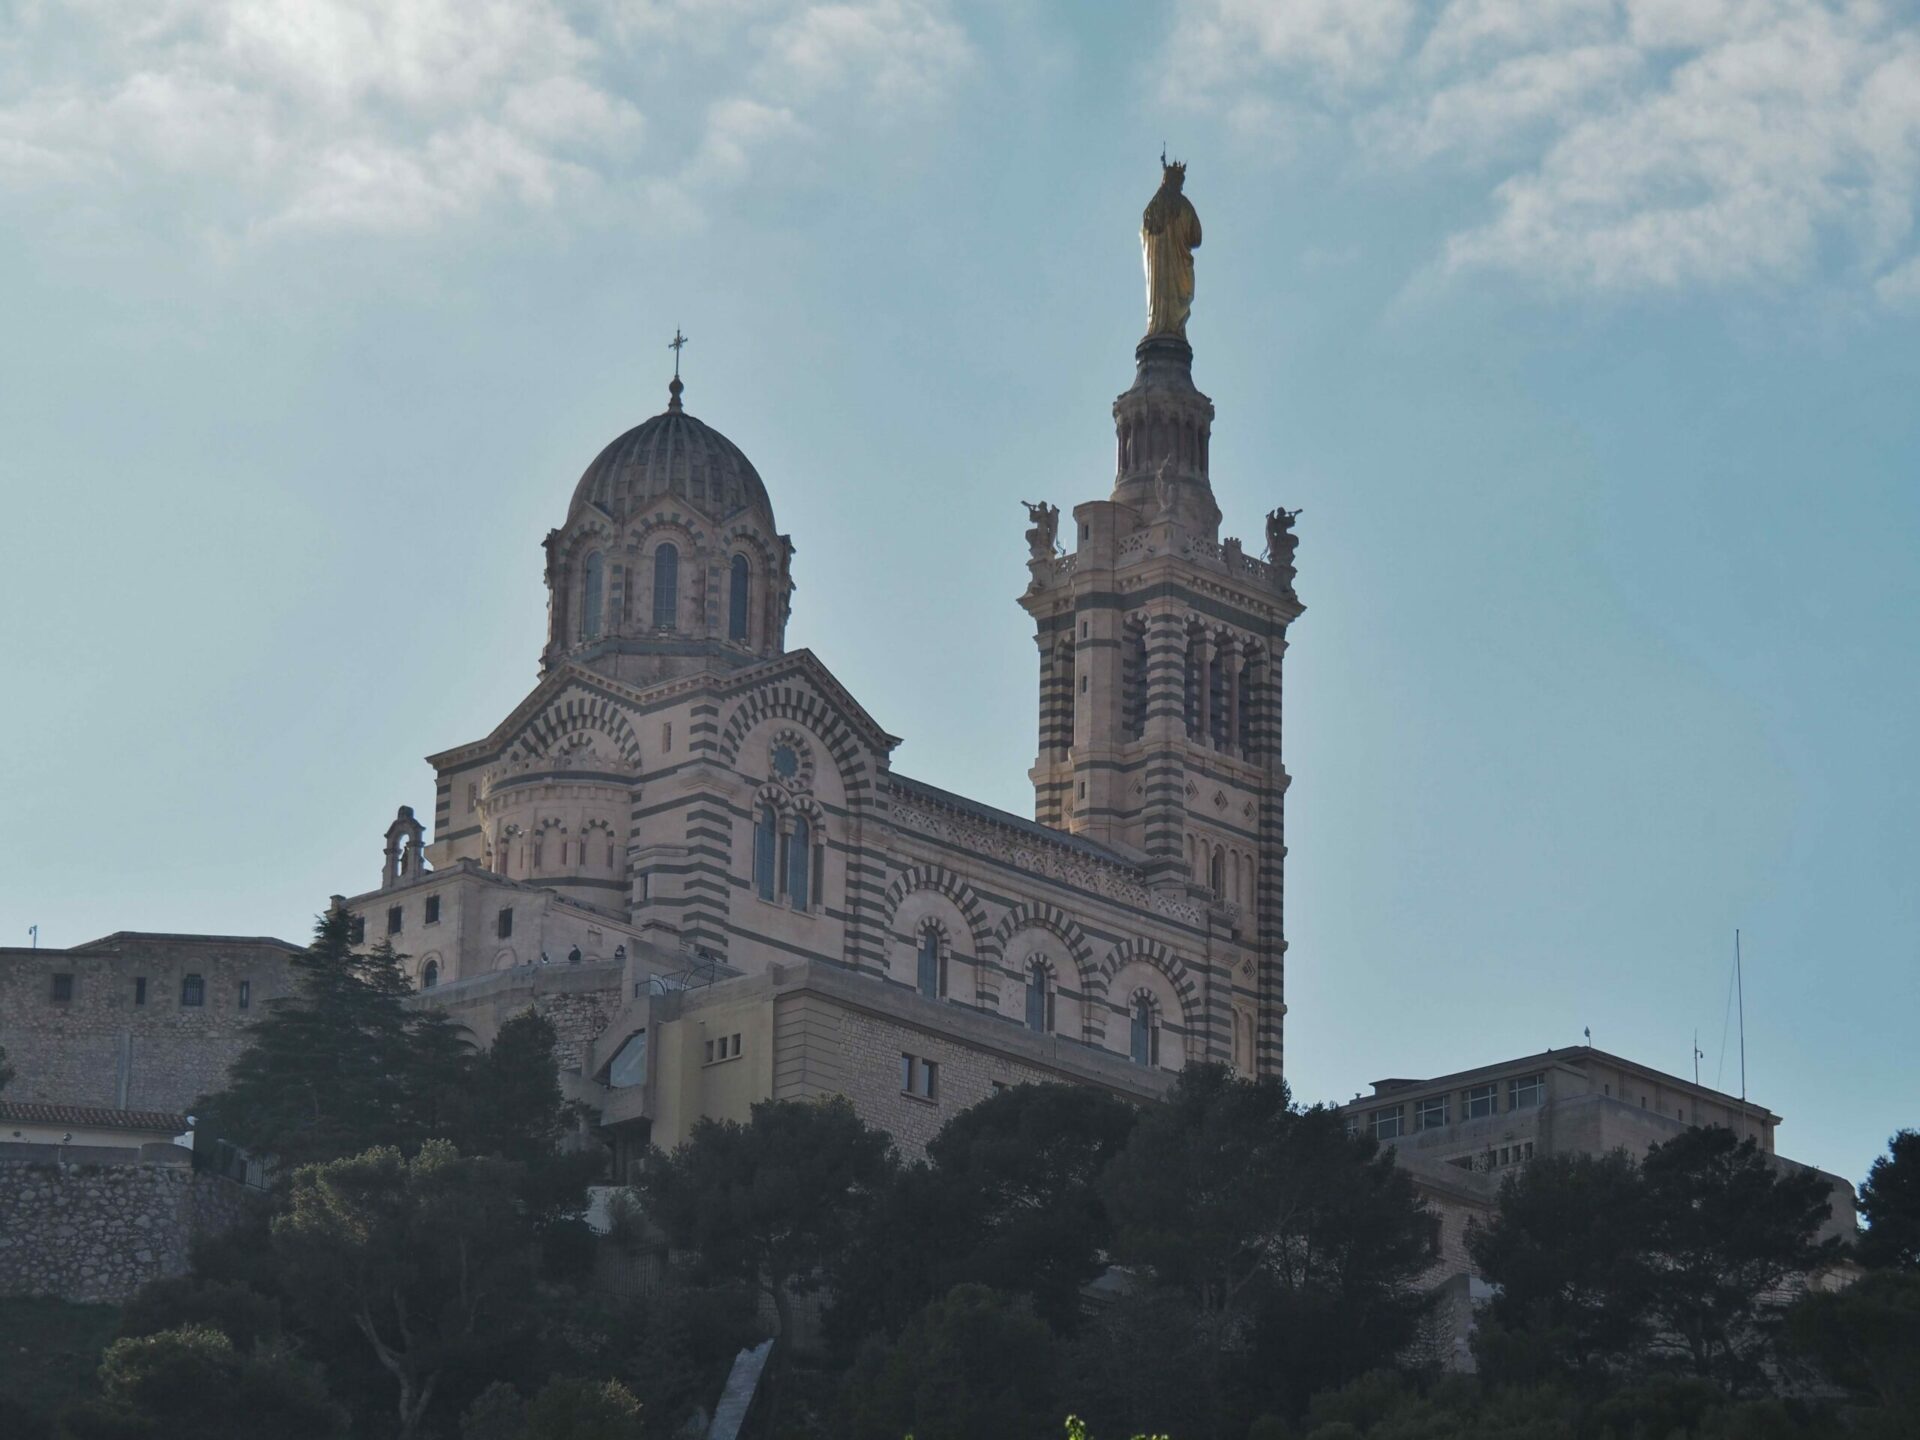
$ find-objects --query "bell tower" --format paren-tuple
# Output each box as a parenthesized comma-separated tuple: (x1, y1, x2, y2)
(1019, 161, 1303, 1077)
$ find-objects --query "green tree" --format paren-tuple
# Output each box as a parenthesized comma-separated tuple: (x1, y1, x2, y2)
(922, 1083, 1140, 1330)
(272, 1141, 539, 1440)
(1467, 1150, 1652, 1382)
(1473, 1127, 1841, 1393)
(1059, 1285, 1227, 1440)
(196, 910, 433, 1171)
(1099, 1065, 1437, 1424)
(460, 1382, 527, 1440)
(1857, 1129, 1920, 1271)
(116, 1277, 282, 1354)
(833, 1083, 1140, 1344)
(57, 1325, 344, 1440)
(640, 1095, 896, 1343)
(522, 1377, 647, 1440)
(460, 1377, 650, 1440)
(846, 1284, 1059, 1440)
(1788, 1269, 1920, 1433)
(1636, 1125, 1840, 1387)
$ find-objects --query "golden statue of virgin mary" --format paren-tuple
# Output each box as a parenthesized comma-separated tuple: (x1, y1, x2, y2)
(1142, 159, 1201, 338)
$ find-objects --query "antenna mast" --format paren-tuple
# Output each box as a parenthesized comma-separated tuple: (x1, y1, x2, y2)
(1735, 928, 1747, 1102)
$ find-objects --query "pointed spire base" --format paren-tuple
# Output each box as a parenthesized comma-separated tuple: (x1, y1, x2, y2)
(1111, 335, 1217, 533)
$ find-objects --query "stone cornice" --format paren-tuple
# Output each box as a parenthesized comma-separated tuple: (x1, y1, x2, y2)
(881, 779, 1209, 929)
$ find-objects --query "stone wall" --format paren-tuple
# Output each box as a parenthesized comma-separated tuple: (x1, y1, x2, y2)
(767, 960, 1172, 1159)
(0, 935, 300, 1114)
(0, 1150, 258, 1304)
(407, 960, 620, 1074)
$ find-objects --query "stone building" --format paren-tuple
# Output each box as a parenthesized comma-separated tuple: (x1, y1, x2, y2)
(337, 245, 1300, 1160)
(1334, 1046, 1858, 1369)
(0, 933, 300, 1114)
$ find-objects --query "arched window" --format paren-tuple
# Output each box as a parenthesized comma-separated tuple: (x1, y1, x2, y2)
(753, 804, 777, 901)
(917, 929, 942, 1000)
(1130, 997, 1158, 1066)
(1209, 849, 1224, 899)
(652, 543, 679, 631)
(422, 959, 439, 990)
(582, 550, 604, 640)
(787, 815, 811, 910)
(1237, 654, 1258, 754)
(1025, 959, 1053, 1033)
(728, 555, 750, 642)
(1184, 631, 1202, 737)
(1208, 646, 1229, 746)
(1123, 620, 1148, 739)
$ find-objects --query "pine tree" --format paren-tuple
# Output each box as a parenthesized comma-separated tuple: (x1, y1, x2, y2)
(198, 909, 458, 1172)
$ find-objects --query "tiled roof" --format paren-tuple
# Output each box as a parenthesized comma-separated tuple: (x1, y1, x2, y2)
(887, 773, 1138, 867)
(0, 1101, 190, 1133)
(70, 931, 302, 953)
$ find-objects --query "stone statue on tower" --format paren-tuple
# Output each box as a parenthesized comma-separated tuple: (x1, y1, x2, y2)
(1142, 156, 1202, 338)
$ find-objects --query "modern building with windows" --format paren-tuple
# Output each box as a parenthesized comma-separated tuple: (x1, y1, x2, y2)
(331, 241, 1302, 1162)
(1335, 1045, 1857, 1370)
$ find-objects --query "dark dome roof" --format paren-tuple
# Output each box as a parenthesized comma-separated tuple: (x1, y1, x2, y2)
(569, 384, 772, 524)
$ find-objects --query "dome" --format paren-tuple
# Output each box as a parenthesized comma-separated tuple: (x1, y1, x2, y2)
(568, 380, 773, 524)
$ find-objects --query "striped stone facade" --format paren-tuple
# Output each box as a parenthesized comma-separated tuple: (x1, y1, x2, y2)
(342, 322, 1302, 1149)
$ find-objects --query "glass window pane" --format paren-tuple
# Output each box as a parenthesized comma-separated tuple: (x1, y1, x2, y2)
(787, 816, 811, 909)
(609, 1030, 648, 1088)
(653, 544, 679, 630)
(729, 555, 750, 641)
(917, 932, 940, 998)
(583, 550, 604, 639)
(754, 807, 777, 901)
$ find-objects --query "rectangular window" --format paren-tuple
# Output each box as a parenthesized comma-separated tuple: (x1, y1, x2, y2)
(134, 976, 147, 1006)
(50, 973, 74, 1003)
(1509, 1074, 1545, 1110)
(238, 980, 251, 1009)
(706, 1040, 716, 1064)
(1464, 1083, 1498, 1119)
(662, 722, 672, 751)
(901, 1053, 938, 1100)
(349, 915, 367, 945)
(1369, 1106, 1403, 1141)
(497, 907, 514, 939)
(386, 905, 403, 935)
(424, 895, 441, 925)
(1415, 1096, 1450, 1131)
(181, 974, 205, 1007)
(467, 782, 478, 810)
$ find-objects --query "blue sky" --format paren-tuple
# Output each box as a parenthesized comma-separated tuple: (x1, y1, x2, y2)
(2, 0, 1915, 1189)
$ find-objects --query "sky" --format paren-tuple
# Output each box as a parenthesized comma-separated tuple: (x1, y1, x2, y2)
(1, 0, 1916, 1189)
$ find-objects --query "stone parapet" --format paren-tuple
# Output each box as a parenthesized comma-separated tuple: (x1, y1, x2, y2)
(0, 1152, 257, 1304)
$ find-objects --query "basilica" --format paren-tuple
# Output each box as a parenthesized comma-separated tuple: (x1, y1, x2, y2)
(2, 170, 1854, 1338)
(341, 162, 1304, 1161)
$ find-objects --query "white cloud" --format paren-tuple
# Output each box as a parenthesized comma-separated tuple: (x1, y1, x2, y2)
(1877, 253, 1920, 305)
(1167, 0, 1920, 302)
(0, 0, 973, 238)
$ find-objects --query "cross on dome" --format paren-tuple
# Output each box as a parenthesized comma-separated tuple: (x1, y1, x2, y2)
(668, 328, 689, 411)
